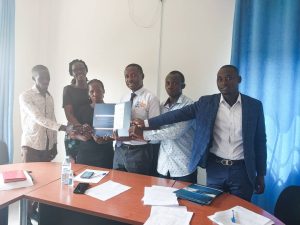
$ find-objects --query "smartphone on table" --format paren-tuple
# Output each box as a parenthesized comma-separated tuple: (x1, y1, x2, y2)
(73, 183, 89, 194)
(80, 171, 94, 179)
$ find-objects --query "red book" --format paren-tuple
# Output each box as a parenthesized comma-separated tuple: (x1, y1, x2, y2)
(2, 170, 27, 183)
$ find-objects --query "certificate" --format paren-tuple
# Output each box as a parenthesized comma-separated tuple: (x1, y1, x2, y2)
(93, 101, 131, 137)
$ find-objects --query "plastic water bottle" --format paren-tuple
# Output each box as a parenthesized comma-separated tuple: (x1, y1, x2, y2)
(68, 169, 74, 187)
(61, 156, 71, 185)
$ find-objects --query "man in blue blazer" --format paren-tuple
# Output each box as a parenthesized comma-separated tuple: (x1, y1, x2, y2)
(132, 65, 267, 201)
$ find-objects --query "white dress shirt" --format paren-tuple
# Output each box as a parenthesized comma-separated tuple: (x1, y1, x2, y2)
(19, 85, 61, 151)
(210, 94, 244, 160)
(143, 94, 195, 177)
(121, 87, 160, 145)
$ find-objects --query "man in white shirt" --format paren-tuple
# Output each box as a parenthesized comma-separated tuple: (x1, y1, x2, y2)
(19, 65, 67, 224)
(130, 71, 197, 182)
(132, 65, 267, 201)
(20, 65, 67, 162)
(113, 64, 160, 175)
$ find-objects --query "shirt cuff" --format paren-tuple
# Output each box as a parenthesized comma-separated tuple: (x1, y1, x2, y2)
(143, 131, 150, 140)
(144, 119, 149, 127)
(55, 123, 63, 131)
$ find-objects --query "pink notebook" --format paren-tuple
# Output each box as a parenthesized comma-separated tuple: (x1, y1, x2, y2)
(2, 170, 27, 183)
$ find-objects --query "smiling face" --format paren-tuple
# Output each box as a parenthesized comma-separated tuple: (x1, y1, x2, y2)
(88, 81, 104, 104)
(217, 66, 241, 98)
(71, 61, 87, 82)
(124, 66, 143, 92)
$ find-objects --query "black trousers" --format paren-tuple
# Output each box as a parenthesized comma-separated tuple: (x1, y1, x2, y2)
(113, 143, 155, 176)
(159, 169, 198, 183)
(0, 207, 8, 225)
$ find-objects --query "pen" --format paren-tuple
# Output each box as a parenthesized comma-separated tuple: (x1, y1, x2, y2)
(231, 210, 236, 223)
(91, 172, 107, 178)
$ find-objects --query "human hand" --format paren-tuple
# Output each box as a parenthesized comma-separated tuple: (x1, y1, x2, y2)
(129, 126, 144, 140)
(81, 124, 93, 134)
(69, 129, 92, 142)
(131, 118, 145, 128)
(77, 132, 92, 141)
(92, 134, 113, 144)
(64, 123, 83, 134)
(112, 130, 132, 141)
(254, 175, 265, 194)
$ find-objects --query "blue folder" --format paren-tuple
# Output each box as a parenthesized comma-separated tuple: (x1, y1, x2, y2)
(174, 184, 223, 205)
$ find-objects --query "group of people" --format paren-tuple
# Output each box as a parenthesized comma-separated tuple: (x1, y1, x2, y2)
(19, 60, 267, 224)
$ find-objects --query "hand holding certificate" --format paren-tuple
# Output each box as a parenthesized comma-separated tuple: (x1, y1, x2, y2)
(93, 101, 131, 137)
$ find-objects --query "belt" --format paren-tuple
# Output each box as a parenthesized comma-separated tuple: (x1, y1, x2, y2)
(210, 153, 244, 166)
(120, 143, 149, 150)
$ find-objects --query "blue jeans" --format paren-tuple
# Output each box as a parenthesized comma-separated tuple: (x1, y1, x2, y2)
(206, 154, 253, 201)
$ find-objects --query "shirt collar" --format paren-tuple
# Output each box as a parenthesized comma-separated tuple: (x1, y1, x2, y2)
(32, 85, 50, 96)
(132, 86, 144, 96)
(164, 94, 184, 107)
(220, 93, 241, 105)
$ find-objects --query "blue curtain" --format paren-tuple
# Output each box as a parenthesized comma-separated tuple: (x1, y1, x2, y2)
(0, 0, 15, 163)
(231, 0, 300, 213)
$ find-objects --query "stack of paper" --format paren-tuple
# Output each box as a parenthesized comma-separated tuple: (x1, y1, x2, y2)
(85, 180, 131, 201)
(208, 206, 274, 225)
(144, 206, 193, 225)
(142, 185, 179, 206)
(0, 170, 33, 191)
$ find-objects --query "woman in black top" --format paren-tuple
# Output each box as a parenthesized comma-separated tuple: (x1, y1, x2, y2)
(70, 79, 114, 168)
(63, 59, 89, 160)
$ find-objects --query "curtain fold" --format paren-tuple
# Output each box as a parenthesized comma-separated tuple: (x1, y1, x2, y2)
(231, 0, 300, 213)
(0, 0, 15, 163)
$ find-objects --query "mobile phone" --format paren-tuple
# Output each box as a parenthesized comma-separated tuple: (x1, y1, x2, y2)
(80, 171, 94, 179)
(73, 183, 89, 194)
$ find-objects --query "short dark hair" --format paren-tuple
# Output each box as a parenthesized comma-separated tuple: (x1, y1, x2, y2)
(168, 70, 185, 83)
(32, 65, 48, 80)
(68, 59, 88, 76)
(87, 79, 105, 93)
(220, 65, 239, 75)
(32, 65, 48, 73)
(125, 63, 144, 78)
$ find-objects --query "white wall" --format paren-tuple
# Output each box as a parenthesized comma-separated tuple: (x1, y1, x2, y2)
(14, 0, 235, 164)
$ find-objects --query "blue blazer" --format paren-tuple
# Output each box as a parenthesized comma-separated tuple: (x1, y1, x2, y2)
(148, 93, 267, 186)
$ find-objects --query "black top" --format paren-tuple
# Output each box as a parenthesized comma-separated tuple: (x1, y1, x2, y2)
(76, 103, 94, 126)
(62, 85, 89, 120)
(76, 104, 114, 169)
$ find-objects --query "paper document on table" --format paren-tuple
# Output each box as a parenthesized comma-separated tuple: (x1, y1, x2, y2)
(85, 180, 131, 201)
(0, 171, 33, 191)
(74, 169, 109, 183)
(144, 206, 193, 225)
(142, 185, 179, 206)
(208, 206, 274, 225)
